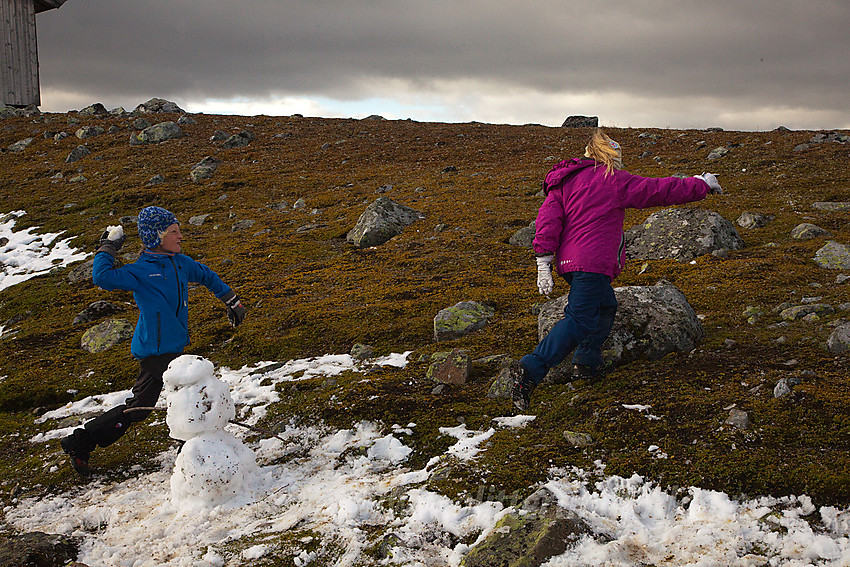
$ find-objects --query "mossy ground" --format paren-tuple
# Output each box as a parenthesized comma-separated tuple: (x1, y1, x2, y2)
(1, 112, 849, 539)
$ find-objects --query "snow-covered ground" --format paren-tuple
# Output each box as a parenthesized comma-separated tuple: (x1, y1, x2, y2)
(3, 214, 850, 566)
(8, 353, 850, 567)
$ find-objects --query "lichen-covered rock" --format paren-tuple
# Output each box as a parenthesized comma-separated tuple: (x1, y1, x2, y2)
(813, 241, 850, 269)
(134, 97, 184, 114)
(190, 156, 220, 182)
(78, 102, 108, 116)
(625, 208, 744, 262)
(736, 211, 774, 229)
(346, 197, 422, 248)
(791, 223, 830, 240)
(434, 301, 495, 342)
(129, 121, 183, 145)
(537, 281, 703, 383)
(75, 125, 104, 139)
(8, 138, 34, 152)
(812, 202, 850, 212)
(427, 349, 470, 384)
(81, 319, 134, 353)
(827, 322, 850, 354)
(780, 304, 835, 321)
(461, 487, 590, 567)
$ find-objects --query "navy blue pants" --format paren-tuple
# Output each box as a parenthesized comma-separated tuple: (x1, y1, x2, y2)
(521, 271, 617, 385)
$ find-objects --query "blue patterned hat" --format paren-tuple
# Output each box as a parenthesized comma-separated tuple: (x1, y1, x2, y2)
(138, 206, 179, 249)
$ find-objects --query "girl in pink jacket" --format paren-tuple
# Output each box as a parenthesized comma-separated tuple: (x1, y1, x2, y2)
(512, 129, 722, 411)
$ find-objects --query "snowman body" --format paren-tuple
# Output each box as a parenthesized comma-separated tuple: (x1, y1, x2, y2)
(163, 355, 257, 507)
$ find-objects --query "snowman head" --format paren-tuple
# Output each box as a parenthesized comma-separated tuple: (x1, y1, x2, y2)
(163, 355, 215, 389)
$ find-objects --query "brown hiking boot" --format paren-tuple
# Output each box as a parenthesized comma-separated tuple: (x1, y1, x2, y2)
(507, 361, 536, 412)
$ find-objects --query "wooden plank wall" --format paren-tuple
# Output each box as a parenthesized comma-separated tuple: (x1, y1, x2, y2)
(0, 0, 40, 107)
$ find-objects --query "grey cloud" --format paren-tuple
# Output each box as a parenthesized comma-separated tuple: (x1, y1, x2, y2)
(34, 0, 850, 125)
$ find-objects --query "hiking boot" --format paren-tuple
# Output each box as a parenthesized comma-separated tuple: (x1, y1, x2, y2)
(60, 436, 92, 478)
(571, 362, 612, 382)
(508, 362, 536, 412)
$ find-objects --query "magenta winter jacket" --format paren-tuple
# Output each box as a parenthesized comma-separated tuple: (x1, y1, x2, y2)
(533, 158, 710, 280)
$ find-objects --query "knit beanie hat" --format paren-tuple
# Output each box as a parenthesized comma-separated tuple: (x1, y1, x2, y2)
(138, 206, 179, 249)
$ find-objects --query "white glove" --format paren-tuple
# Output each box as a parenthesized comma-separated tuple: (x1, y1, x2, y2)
(536, 255, 554, 296)
(695, 172, 723, 194)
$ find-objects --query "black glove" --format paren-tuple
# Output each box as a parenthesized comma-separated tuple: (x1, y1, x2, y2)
(220, 290, 246, 327)
(96, 227, 126, 257)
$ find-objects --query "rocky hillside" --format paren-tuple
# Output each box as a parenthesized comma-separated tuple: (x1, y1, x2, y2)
(1, 102, 850, 522)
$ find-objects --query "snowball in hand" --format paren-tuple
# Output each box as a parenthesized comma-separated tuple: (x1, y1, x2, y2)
(106, 225, 124, 241)
(163, 355, 236, 441)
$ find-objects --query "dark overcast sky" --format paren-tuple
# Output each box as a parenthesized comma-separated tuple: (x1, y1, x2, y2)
(34, 0, 850, 130)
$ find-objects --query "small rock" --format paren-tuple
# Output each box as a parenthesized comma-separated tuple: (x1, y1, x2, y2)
(75, 125, 104, 139)
(814, 241, 850, 270)
(8, 138, 34, 152)
(791, 223, 830, 240)
(65, 145, 91, 163)
(73, 300, 121, 325)
(561, 115, 598, 128)
(129, 121, 183, 145)
(222, 130, 254, 149)
(189, 156, 220, 182)
(725, 408, 750, 430)
(827, 322, 850, 354)
(189, 214, 211, 226)
(707, 146, 729, 160)
(210, 130, 229, 141)
(736, 212, 774, 229)
(434, 300, 495, 342)
(147, 174, 165, 186)
(81, 319, 134, 353)
(78, 102, 108, 116)
(177, 114, 198, 125)
(350, 343, 374, 360)
(564, 431, 593, 447)
(231, 220, 256, 231)
(426, 349, 470, 385)
(132, 118, 152, 130)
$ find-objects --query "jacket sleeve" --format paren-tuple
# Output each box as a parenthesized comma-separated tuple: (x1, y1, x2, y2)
(532, 188, 565, 256)
(184, 258, 232, 299)
(615, 171, 709, 210)
(92, 251, 140, 291)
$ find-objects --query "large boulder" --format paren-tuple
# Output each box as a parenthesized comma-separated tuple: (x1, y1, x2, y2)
(461, 487, 590, 567)
(81, 319, 134, 353)
(827, 322, 850, 355)
(625, 208, 744, 262)
(129, 121, 184, 145)
(537, 281, 703, 383)
(561, 115, 598, 128)
(346, 197, 422, 248)
(813, 241, 850, 269)
(134, 97, 184, 114)
(190, 156, 220, 182)
(222, 130, 254, 149)
(434, 301, 495, 342)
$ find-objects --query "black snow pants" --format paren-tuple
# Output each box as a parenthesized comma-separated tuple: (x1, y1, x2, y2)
(63, 352, 180, 457)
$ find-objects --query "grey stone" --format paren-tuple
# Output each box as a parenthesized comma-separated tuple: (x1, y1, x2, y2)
(132, 118, 152, 130)
(774, 376, 802, 398)
(66, 259, 94, 284)
(81, 319, 134, 353)
(509, 223, 536, 248)
(189, 156, 220, 182)
(434, 300, 495, 342)
(75, 126, 104, 139)
(791, 223, 830, 240)
(189, 214, 211, 226)
(78, 102, 108, 116)
(222, 130, 254, 149)
(462, 487, 591, 567)
(177, 114, 197, 125)
(210, 130, 229, 141)
(564, 431, 594, 447)
(736, 212, 774, 229)
(134, 97, 184, 114)
(73, 300, 121, 325)
(427, 349, 471, 385)
(147, 174, 165, 186)
(812, 202, 850, 212)
(813, 241, 850, 269)
(350, 343, 374, 360)
(231, 219, 256, 231)
(53, 131, 69, 141)
(65, 145, 91, 164)
(707, 146, 729, 160)
(827, 322, 850, 354)
(537, 281, 703, 383)
(561, 115, 598, 128)
(725, 408, 750, 430)
(8, 138, 34, 152)
(780, 304, 835, 321)
(624, 208, 744, 262)
(346, 197, 423, 248)
(487, 359, 521, 399)
(130, 121, 184, 145)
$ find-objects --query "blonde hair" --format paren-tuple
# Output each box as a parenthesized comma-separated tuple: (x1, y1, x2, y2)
(584, 129, 623, 175)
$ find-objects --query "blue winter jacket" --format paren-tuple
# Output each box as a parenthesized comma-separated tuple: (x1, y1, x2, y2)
(92, 250, 231, 359)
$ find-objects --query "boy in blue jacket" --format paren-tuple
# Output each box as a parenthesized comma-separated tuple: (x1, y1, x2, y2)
(60, 206, 246, 478)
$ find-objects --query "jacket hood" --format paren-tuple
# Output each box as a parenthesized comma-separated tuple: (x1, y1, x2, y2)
(543, 158, 597, 195)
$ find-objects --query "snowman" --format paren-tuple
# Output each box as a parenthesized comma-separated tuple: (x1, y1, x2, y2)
(162, 354, 257, 507)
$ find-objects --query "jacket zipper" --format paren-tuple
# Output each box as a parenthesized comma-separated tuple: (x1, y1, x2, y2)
(617, 234, 625, 270)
